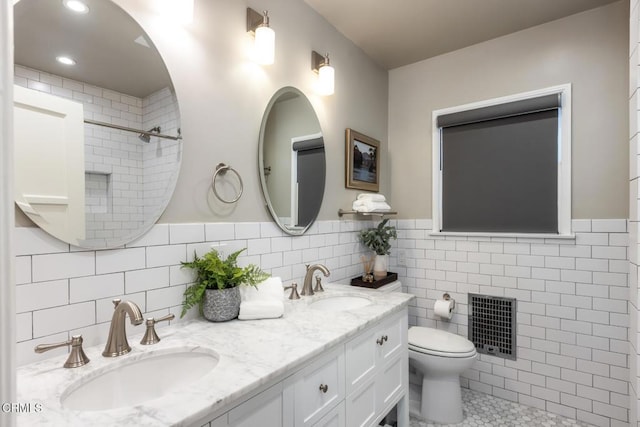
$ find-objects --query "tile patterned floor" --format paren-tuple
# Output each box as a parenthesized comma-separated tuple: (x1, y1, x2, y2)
(409, 388, 595, 427)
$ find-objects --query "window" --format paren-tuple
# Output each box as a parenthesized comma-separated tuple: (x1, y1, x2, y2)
(432, 85, 571, 237)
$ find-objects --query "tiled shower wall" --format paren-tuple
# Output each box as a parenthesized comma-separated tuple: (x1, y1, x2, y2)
(389, 219, 629, 427)
(141, 86, 181, 221)
(14, 220, 372, 367)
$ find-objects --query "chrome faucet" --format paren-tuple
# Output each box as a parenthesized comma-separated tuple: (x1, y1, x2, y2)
(102, 299, 144, 357)
(301, 264, 330, 296)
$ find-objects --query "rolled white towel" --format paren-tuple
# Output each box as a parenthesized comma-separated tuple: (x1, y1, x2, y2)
(239, 277, 284, 302)
(357, 193, 386, 202)
(352, 199, 392, 212)
(238, 300, 284, 320)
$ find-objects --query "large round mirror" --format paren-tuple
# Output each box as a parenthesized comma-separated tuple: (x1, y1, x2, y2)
(259, 87, 325, 235)
(13, 0, 182, 249)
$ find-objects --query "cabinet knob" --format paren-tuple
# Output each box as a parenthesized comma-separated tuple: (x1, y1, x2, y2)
(319, 384, 329, 393)
(376, 335, 388, 346)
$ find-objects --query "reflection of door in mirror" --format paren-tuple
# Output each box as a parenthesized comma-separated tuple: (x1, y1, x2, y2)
(261, 88, 325, 235)
(13, 0, 182, 249)
(14, 85, 86, 245)
(292, 134, 324, 228)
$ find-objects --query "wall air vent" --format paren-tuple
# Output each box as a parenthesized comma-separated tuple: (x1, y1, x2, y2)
(468, 294, 516, 360)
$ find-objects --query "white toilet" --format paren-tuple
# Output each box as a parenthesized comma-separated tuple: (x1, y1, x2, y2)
(408, 326, 477, 424)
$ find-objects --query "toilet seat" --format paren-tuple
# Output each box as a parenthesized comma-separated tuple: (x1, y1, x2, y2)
(408, 327, 476, 358)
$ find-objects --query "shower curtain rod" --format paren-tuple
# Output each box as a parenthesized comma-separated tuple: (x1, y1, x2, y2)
(84, 119, 182, 141)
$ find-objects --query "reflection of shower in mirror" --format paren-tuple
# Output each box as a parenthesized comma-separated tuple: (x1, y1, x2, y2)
(139, 126, 162, 143)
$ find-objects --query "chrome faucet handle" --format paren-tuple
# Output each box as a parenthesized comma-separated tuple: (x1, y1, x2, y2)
(313, 276, 324, 293)
(35, 335, 90, 368)
(140, 313, 175, 345)
(284, 282, 300, 300)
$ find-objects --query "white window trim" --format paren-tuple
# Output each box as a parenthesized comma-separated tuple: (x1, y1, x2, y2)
(431, 84, 572, 239)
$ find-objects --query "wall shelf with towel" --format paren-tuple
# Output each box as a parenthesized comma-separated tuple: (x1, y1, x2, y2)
(338, 209, 398, 217)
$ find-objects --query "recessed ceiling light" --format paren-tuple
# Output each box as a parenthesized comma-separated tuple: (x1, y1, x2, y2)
(63, 0, 89, 14)
(56, 56, 77, 66)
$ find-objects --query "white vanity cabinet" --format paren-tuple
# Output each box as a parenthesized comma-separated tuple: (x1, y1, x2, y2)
(345, 310, 408, 427)
(199, 307, 409, 427)
(206, 382, 289, 427)
(228, 383, 286, 427)
(313, 401, 346, 427)
(284, 345, 346, 427)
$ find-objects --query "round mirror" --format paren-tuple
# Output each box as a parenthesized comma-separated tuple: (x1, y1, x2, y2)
(13, 0, 182, 249)
(259, 87, 325, 235)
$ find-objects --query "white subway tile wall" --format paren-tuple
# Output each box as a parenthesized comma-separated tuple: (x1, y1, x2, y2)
(14, 220, 373, 366)
(15, 218, 629, 426)
(390, 219, 629, 427)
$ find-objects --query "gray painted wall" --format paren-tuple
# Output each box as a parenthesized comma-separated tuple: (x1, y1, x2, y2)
(389, 1, 628, 220)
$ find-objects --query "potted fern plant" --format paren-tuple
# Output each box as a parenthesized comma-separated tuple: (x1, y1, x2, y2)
(358, 218, 397, 280)
(180, 248, 269, 322)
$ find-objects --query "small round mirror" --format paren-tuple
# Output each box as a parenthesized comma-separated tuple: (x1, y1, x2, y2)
(258, 87, 325, 235)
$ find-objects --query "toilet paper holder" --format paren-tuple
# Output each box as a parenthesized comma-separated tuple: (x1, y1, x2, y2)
(442, 293, 456, 310)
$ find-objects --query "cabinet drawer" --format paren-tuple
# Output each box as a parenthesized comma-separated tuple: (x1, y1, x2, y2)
(292, 347, 345, 427)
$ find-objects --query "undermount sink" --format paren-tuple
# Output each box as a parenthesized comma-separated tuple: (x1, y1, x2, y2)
(61, 347, 219, 411)
(309, 295, 372, 312)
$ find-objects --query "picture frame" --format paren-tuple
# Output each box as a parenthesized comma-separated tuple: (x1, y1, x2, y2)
(345, 128, 380, 192)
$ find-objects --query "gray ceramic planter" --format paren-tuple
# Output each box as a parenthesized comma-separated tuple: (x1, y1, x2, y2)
(202, 287, 240, 322)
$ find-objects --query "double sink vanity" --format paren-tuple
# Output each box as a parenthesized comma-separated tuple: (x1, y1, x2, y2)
(17, 283, 414, 427)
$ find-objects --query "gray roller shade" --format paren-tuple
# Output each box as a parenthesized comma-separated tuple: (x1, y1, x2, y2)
(441, 109, 559, 233)
(437, 94, 560, 128)
(292, 137, 324, 152)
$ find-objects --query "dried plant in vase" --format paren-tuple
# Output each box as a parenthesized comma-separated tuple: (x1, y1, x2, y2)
(361, 255, 374, 283)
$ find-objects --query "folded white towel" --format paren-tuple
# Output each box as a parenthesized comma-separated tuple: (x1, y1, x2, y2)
(238, 300, 284, 320)
(239, 277, 284, 302)
(238, 277, 285, 320)
(357, 193, 386, 202)
(352, 199, 392, 212)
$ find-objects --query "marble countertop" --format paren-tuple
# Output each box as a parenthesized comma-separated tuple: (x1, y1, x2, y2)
(16, 283, 414, 427)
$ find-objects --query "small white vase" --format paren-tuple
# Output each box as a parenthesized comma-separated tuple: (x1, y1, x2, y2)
(373, 254, 388, 281)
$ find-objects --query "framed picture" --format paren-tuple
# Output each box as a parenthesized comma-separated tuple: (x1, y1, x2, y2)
(345, 128, 380, 192)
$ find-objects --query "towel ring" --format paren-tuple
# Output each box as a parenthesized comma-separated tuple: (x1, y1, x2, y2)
(211, 163, 243, 204)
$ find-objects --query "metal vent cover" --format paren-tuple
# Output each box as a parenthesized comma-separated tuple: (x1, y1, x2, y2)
(468, 294, 516, 360)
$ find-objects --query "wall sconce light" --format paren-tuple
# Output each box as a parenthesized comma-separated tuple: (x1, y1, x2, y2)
(247, 8, 275, 65)
(312, 51, 334, 96)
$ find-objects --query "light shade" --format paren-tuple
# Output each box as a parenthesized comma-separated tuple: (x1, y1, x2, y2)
(247, 8, 275, 65)
(254, 25, 275, 65)
(312, 51, 335, 96)
(318, 64, 334, 96)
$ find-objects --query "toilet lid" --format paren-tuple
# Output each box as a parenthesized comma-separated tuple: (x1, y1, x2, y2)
(408, 327, 476, 354)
